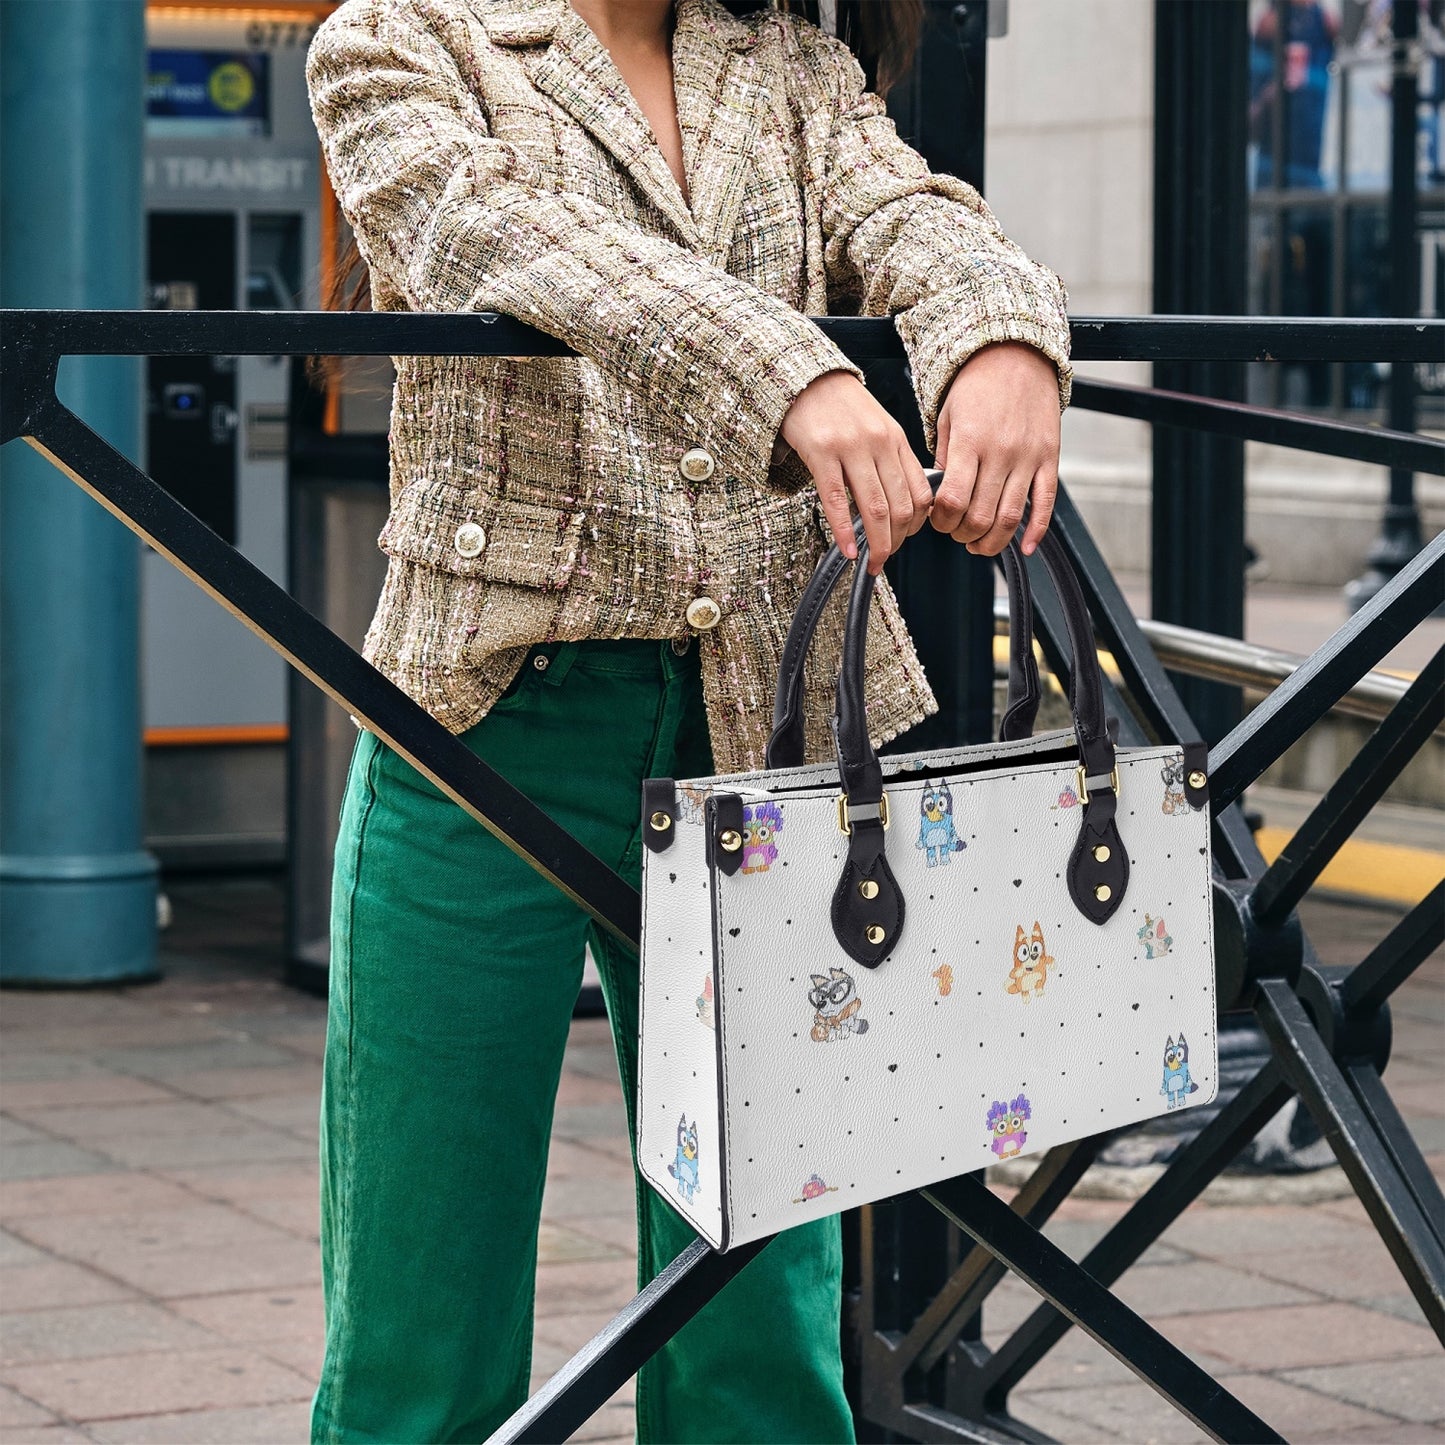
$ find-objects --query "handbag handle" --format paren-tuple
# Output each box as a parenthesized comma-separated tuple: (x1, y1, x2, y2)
(767, 471, 1042, 770)
(767, 547, 1044, 763)
(768, 490, 1129, 969)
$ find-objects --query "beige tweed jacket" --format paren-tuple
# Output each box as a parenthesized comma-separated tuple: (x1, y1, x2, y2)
(305, 0, 1073, 773)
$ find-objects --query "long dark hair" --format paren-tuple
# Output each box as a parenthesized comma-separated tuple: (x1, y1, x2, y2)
(313, 0, 921, 340)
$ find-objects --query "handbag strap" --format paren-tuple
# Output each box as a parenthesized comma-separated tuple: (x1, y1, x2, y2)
(828, 527, 1116, 799)
(767, 471, 1043, 767)
(763, 499, 1129, 968)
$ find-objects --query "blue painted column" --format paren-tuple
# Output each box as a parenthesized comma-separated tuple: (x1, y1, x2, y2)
(1, 0, 158, 983)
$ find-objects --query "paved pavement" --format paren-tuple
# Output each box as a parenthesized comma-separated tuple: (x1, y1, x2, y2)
(1, 882, 1441, 1445)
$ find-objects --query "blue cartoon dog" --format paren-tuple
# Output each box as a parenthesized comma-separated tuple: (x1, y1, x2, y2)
(1160, 1035, 1201, 1109)
(668, 1115, 700, 1201)
(916, 781, 966, 867)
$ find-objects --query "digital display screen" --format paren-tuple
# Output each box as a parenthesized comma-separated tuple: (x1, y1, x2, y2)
(147, 50, 270, 138)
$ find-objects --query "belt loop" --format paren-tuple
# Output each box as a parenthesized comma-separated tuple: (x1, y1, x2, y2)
(538, 640, 580, 687)
(661, 636, 694, 679)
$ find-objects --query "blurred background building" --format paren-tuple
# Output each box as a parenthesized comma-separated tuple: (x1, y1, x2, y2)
(989, 0, 1444, 586)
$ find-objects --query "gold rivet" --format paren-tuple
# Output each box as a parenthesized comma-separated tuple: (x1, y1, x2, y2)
(1093, 844, 1110, 863)
(649, 811, 672, 833)
(858, 879, 879, 900)
(1094, 884, 1112, 903)
(1188, 770, 1207, 790)
(719, 829, 742, 852)
(865, 924, 886, 945)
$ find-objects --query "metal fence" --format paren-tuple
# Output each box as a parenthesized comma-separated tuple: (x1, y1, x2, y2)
(1, 308, 1441, 1443)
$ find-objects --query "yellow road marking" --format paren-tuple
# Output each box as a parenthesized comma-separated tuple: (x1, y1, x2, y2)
(1254, 828, 1444, 908)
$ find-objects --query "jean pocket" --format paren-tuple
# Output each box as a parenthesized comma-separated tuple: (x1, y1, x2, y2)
(488, 650, 540, 713)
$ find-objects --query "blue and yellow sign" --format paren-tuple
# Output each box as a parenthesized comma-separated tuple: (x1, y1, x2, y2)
(147, 51, 270, 138)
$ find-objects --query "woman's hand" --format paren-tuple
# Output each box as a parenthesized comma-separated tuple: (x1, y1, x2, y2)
(780, 371, 933, 575)
(929, 341, 1062, 556)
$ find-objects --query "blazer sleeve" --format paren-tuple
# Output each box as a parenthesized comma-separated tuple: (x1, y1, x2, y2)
(304, 0, 860, 489)
(809, 31, 1073, 453)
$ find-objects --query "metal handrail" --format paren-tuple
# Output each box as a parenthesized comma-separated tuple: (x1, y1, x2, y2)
(993, 597, 1437, 728)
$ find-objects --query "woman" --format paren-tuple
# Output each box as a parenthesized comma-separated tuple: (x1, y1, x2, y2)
(304, 0, 1070, 1439)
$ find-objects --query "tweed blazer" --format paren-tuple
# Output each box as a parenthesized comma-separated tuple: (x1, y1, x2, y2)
(305, 0, 1073, 773)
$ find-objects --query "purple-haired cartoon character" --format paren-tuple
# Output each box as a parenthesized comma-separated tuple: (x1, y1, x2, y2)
(986, 1094, 1032, 1159)
(742, 801, 784, 874)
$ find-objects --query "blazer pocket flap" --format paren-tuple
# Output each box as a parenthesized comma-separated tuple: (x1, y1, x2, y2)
(379, 486, 586, 590)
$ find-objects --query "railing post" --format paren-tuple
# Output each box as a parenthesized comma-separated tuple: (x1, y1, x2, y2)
(0, 0, 158, 983)
(1151, 0, 1250, 746)
(1346, 0, 1429, 614)
(882, 0, 996, 750)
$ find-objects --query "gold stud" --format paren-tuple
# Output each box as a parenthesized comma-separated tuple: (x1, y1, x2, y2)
(1093, 844, 1110, 863)
(865, 924, 886, 945)
(1188, 769, 1207, 790)
(858, 879, 880, 900)
(719, 829, 742, 852)
(649, 811, 672, 832)
(1094, 884, 1112, 903)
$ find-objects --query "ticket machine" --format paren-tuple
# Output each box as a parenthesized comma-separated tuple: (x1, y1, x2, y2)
(143, 2, 329, 863)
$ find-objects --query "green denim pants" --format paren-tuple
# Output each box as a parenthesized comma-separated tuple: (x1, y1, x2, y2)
(312, 637, 856, 1444)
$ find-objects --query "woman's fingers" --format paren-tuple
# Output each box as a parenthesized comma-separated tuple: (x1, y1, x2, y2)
(950, 452, 1008, 548)
(1021, 460, 1059, 556)
(929, 437, 979, 535)
(903, 445, 934, 537)
(813, 461, 858, 561)
(844, 456, 893, 575)
(963, 464, 1030, 556)
(779, 370, 931, 569)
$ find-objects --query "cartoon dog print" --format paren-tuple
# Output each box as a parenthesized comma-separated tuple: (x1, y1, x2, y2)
(1006, 922, 1056, 1003)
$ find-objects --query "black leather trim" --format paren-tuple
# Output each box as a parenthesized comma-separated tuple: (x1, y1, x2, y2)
(768, 470, 1050, 767)
(829, 819, 904, 967)
(766, 515, 865, 769)
(708, 793, 745, 877)
(1067, 786, 1130, 924)
(641, 777, 678, 853)
(997, 544, 1042, 742)
(766, 474, 1131, 930)
(1183, 740, 1210, 810)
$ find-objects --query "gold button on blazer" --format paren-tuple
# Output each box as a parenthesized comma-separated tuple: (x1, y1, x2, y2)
(305, 0, 1073, 773)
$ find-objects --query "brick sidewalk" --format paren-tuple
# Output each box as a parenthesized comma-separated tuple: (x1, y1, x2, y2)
(1, 888, 1441, 1444)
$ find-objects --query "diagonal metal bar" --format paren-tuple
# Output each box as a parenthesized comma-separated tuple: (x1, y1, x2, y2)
(1341, 882, 1445, 1019)
(891, 1142, 1099, 1377)
(1346, 1060, 1445, 1253)
(1071, 379, 1445, 476)
(1209, 532, 1445, 814)
(981, 1060, 1294, 1401)
(18, 401, 642, 946)
(919, 1176, 1283, 1443)
(1037, 489, 1268, 884)
(1251, 648, 1445, 926)
(1255, 979, 1445, 1340)
(486, 1237, 768, 1445)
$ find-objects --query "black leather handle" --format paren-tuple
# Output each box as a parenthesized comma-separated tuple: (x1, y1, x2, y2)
(997, 543, 1042, 742)
(767, 470, 1043, 768)
(765, 492, 1130, 950)
(826, 527, 1112, 796)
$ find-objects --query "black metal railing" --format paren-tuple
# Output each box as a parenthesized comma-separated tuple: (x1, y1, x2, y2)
(2, 308, 1441, 1444)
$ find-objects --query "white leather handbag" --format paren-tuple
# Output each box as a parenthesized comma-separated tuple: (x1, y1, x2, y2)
(637, 528, 1218, 1251)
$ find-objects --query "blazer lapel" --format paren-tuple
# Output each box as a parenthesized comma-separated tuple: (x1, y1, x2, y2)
(673, 0, 771, 265)
(523, 4, 701, 248)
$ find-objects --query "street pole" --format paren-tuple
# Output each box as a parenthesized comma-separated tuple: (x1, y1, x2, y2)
(0, 0, 158, 983)
(1346, 0, 1428, 613)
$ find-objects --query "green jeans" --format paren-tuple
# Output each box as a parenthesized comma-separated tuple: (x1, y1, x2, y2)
(312, 637, 856, 1444)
